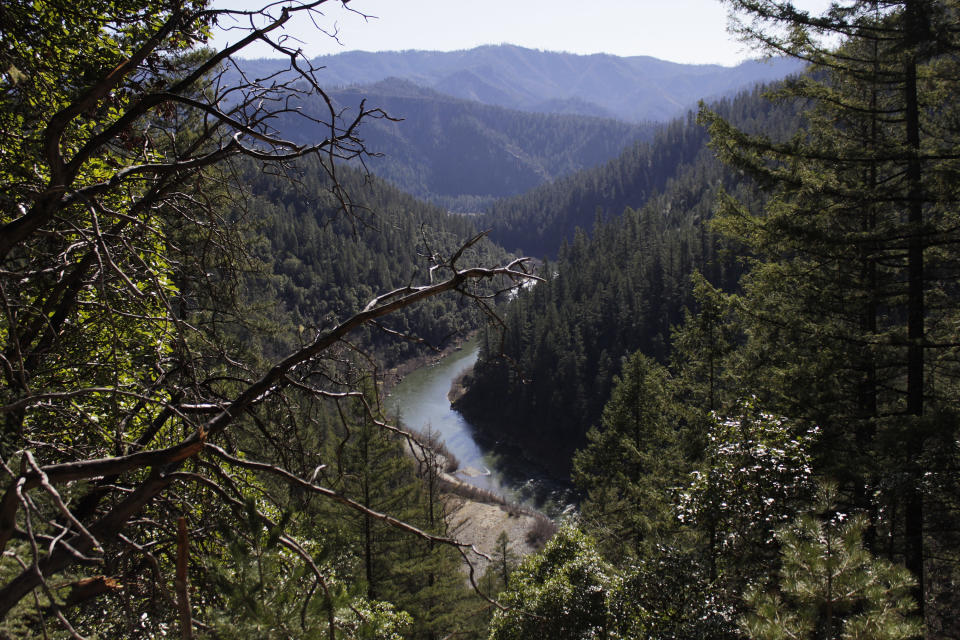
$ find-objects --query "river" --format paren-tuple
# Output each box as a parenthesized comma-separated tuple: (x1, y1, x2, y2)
(386, 336, 573, 513)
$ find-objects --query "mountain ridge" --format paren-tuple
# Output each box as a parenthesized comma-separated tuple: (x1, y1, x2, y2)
(237, 44, 805, 122)
(269, 77, 654, 211)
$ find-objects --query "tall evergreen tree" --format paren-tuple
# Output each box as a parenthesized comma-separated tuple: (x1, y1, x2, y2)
(572, 352, 683, 561)
(330, 389, 422, 602)
(705, 0, 960, 626)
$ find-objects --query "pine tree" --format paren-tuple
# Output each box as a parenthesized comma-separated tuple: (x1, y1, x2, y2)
(572, 352, 683, 561)
(706, 1, 960, 621)
(741, 487, 922, 640)
(671, 272, 737, 415)
(492, 531, 518, 590)
(328, 389, 423, 603)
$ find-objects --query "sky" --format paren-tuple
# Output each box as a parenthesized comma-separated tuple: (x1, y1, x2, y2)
(211, 0, 835, 67)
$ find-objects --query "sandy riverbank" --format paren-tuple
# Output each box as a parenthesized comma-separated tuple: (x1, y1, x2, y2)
(441, 471, 551, 577)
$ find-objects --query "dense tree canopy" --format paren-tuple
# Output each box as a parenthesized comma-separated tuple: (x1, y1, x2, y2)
(705, 0, 960, 627)
(463, 3, 960, 639)
(455, 87, 791, 470)
(6, 0, 960, 638)
(276, 79, 655, 213)
(481, 85, 804, 257)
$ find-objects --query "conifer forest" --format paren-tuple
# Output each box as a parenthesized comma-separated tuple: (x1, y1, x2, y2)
(1, 1, 959, 638)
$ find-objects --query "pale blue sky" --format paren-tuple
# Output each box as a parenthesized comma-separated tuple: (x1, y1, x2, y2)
(212, 0, 834, 66)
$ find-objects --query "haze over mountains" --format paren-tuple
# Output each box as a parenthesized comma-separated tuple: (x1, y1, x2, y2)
(282, 79, 654, 211)
(238, 45, 803, 211)
(243, 44, 804, 122)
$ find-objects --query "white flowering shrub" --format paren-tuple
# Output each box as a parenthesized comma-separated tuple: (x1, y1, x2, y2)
(677, 398, 818, 576)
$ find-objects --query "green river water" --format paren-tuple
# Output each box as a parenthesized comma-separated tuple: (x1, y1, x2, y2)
(385, 336, 573, 511)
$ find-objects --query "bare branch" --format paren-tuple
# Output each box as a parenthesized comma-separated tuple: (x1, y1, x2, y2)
(203, 442, 488, 559)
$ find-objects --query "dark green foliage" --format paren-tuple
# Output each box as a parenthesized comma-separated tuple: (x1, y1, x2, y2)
(572, 352, 683, 561)
(741, 487, 922, 640)
(488, 525, 735, 640)
(610, 547, 738, 640)
(455, 89, 787, 473)
(278, 79, 654, 211)
(488, 526, 614, 640)
(491, 531, 517, 591)
(705, 0, 960, 625)
(0, 0, 520, 633)
(324, 392, 424, 601)
(482, 85, 802, 257)
(199, 506, 412, 640)
(454, 211, 693, 472)
(238, 155, 510, 367)
(676, 400, 818, 590)
(670, 271, 740, 417)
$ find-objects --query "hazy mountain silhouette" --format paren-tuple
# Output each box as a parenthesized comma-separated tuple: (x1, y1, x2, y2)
(272, 78, 653, 211)
(238, 44, 804, 122)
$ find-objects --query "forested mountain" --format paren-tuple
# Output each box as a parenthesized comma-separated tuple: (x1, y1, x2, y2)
(274, 79, 652, 211)
(456, 86, 802, 467)
(481, 84, 802, 256)
(233, 47, 800, 214)
(237, 156, 510, 368)
(238, 44, 805, 122)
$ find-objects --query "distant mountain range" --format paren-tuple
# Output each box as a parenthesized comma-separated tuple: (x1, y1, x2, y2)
(238, 44, 805, 122)
(273, 78, 653, 210)
(233, 45, 803, 210)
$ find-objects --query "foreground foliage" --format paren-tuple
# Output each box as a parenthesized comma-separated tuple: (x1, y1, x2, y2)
(488, 527, 614, 640)
(742, 489, 921, 640)
(0, 1, 530, 637)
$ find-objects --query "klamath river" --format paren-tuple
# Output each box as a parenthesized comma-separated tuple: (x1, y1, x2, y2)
(385, 336, 573, 513)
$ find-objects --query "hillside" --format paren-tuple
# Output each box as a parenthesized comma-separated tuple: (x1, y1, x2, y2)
(480, 83, 803, 257)
(480, 112, 708, 257)
(273, 79, 653, 211)
(237, 155, 511, 366)
(455, 86, 804, 472)
(229, 47, 802, 213)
